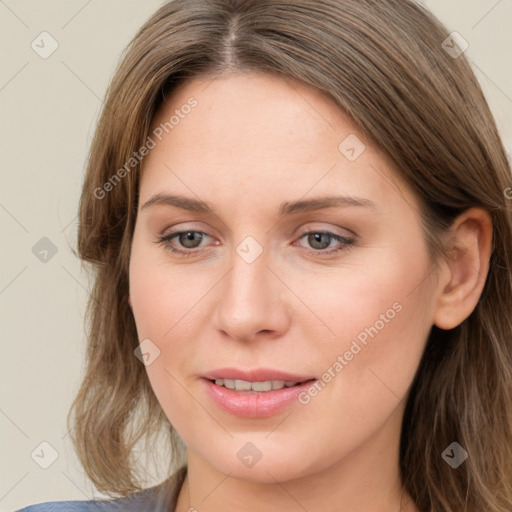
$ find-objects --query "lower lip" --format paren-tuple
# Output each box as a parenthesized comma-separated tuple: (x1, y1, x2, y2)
(202, 378, 317, 418)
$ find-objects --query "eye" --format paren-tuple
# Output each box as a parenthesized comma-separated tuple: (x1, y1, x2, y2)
(154, 228, 355, 258)
(155, 230, 212, 257)
(294, 231, 355, 255)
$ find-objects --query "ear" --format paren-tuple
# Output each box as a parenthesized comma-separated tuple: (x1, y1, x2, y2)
(433, 208, 493, 330)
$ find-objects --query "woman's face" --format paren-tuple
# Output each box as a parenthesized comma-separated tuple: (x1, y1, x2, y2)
(129, 71, 441, 483)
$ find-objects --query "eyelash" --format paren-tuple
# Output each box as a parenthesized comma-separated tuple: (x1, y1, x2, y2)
(154, 229, 355, 258)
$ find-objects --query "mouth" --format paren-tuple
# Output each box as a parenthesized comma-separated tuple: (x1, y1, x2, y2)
(200, 369, 318, 418)
(206, 378, 313, 393)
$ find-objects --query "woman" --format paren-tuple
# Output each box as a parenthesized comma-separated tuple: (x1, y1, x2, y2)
(16, 0, 512, 511)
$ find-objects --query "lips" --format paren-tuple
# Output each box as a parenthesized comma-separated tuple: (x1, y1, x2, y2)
(201, 367, 315, 383)
(200, 367, 317, 417)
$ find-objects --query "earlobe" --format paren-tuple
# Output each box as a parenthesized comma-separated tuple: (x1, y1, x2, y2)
(433, 208, 493, 330)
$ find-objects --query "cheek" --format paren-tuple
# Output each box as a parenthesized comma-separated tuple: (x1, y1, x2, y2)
(128, 253, 209, 436)
(292, 244, 433, 407)
(129, 239, 206, 339)
(286, 280, 431, 460)
(128, 247, 221, 390)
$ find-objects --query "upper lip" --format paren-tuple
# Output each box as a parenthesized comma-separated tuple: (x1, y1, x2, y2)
(201, 367, 316, 382)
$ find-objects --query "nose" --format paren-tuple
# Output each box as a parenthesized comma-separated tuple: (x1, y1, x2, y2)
(211, 244, 291, 342)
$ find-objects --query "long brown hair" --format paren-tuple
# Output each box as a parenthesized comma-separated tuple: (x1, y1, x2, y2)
(69, 1, 512, 510)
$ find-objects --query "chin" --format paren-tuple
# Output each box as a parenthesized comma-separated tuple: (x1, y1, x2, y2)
(199, 439, 322, 484)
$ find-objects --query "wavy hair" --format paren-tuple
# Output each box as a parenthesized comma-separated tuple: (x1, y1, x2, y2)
(68, 1, 512, 510)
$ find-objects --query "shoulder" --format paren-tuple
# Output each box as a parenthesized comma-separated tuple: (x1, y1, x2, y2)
(14, 500, 117, 512)
(15, 466, 187, 512)
(13, 489, 157, 512)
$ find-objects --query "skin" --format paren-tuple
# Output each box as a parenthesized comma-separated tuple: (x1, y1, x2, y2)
(128, 71, 492, 512)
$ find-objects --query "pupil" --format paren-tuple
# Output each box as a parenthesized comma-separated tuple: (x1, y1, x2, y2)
(309, 233, 330, 249)
(181, 231, 202, 248)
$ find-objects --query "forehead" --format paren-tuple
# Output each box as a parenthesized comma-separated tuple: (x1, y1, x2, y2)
(149, 71, 359, 159)
(140, 72, 415, 216)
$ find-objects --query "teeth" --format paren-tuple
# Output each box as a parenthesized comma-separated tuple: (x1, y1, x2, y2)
(223, 379, 235, 389)
(251, 381, 272, 391)
(234, 379, 252, 391)
(213, 379, 300, 391)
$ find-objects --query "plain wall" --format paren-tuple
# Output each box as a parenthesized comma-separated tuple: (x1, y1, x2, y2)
(1, 0, 511, 510)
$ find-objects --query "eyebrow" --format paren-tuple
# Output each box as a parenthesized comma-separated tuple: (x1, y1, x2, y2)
(140, 193, 378, 215)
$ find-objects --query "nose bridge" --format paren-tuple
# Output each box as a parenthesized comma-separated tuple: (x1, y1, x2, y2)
(213, 236, 288, 340)
(230, 244, 269, 303)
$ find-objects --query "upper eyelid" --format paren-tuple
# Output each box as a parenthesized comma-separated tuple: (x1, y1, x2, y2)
(160, 221, 355, 238)
(161, 227, 354, 247)
(161, 228, 352, 240)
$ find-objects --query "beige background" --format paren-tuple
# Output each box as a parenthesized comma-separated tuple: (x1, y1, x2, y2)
(1, 0, 511, 510)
